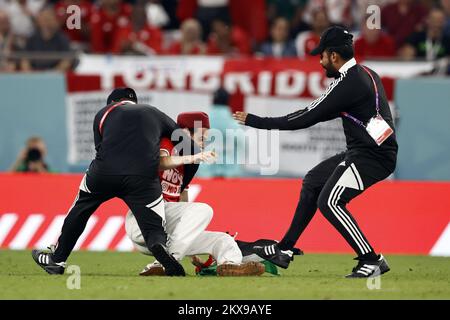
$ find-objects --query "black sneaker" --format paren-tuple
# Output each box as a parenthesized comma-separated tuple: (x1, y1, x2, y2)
(150, 243, 185, 276)
(345, 254, 390, 278)
(31, 249, 66, 275)
(253, 244, 293, 269)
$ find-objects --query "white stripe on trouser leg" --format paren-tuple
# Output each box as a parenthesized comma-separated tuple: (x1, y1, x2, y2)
(333, 186, 371, 254)
(327, 185, 367, 254)
(350, 163, 364, 190)
(334, 186, 372, 253)
(146, 197, 166, 231)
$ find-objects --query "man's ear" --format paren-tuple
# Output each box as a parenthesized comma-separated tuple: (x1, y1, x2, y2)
(331, 51, 338, 63)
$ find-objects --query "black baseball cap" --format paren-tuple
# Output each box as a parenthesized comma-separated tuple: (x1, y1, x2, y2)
(310, 26, 354, 56)
(107, 87, 138, 104)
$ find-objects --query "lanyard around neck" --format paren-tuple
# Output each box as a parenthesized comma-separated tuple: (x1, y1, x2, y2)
(341, 65, 380, 127)
(99, 101, 129, 135)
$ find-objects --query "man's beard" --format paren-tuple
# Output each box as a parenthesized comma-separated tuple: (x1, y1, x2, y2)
(323, 63, 340, 78)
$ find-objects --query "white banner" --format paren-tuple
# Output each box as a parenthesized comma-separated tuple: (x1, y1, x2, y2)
(67, 90, 212, 165)
(245, 96, 347, 176)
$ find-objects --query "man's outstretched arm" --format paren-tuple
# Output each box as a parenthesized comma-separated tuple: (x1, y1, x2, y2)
(233, 74, 350, 130)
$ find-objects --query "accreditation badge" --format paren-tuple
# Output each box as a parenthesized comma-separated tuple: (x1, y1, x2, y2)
(366, 115, 393, 146)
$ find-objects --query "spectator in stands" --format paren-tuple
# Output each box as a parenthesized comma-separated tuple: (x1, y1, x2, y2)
(90, 0, 132, 53)
(354, 17, 396, 58)
(177, 0, 267, 45)
(54, 0, 93, 50)
(21, 6, 72, 72)
(303, 0, 353, 29)
(267, 0, 309, 36)
(207, 16, 251, 56)
(112, 0, 162, 55)
(381, 0, 428, 49)
(10, 136, 50, 173)
(176, 0, 229, 41)
(0, 10, 16, 71)
(259, 17, 297, 58)
(441, 0, 450, 36)
(296, 7, 330, 58)
(399, 7, 450, 60)
(2, 0, 46, 49)
(166, 18, 205, 54)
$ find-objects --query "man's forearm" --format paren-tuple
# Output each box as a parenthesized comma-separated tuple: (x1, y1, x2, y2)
(245, 108, 318, 131)
(245, 114, 289, 130)
(159, 155, 194, 170)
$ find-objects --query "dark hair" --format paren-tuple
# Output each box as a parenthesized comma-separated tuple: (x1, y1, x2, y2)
(107, 87, 138, 104)
(326, 44, 354, 60)
(25, 148, 43, 162)
(213, 87, 229, 105)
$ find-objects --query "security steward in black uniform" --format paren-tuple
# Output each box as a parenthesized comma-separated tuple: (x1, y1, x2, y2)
(234, 26, 398, 278)
(32, 87, 194, 276)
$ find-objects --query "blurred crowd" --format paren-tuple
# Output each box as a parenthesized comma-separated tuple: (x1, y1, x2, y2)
(0, 0, 449, 72)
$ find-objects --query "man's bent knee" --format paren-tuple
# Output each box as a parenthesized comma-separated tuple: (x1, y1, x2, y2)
(191, 203, 213, 224)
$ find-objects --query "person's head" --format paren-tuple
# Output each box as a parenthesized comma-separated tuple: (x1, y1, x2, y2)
(177, 112, 210, 150)
(310, 26, 354, 78)
(213, 87, 230, 106)
(426, 7, 446, 38)
(361, 14, 381, 44)
(0, 10, 10, 35)
(211, 17, 231, 40)
(106, 87, 138, 104)
(181, 19, 203, 43)
(311, 8, 330, 35)
(36, 7, 60, 37)
(270, 17, 290, 43)
(26, 136, 47, 156)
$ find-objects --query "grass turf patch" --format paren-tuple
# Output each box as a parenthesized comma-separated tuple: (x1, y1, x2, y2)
(1, 250, 449, 299)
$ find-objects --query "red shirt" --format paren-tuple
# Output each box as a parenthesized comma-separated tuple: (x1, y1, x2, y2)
(55, 0, 93, 43)
(159, 138, 185, 203)
(354, 32, 396, 58)
(166, 41, 204, 55)
(112, 24, 162, 54)
(89, 3, 132, 53)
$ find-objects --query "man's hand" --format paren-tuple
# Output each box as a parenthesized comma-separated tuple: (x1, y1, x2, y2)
(192, 150, 217, 164)
(232, 111, 248, 125)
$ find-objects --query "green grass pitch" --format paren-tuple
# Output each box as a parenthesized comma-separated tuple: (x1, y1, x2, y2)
(1, 250, 449, 299)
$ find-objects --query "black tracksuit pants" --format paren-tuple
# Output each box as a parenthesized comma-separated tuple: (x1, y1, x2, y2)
(278, 152, 392, 257)
(52, 172, 166, 263)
